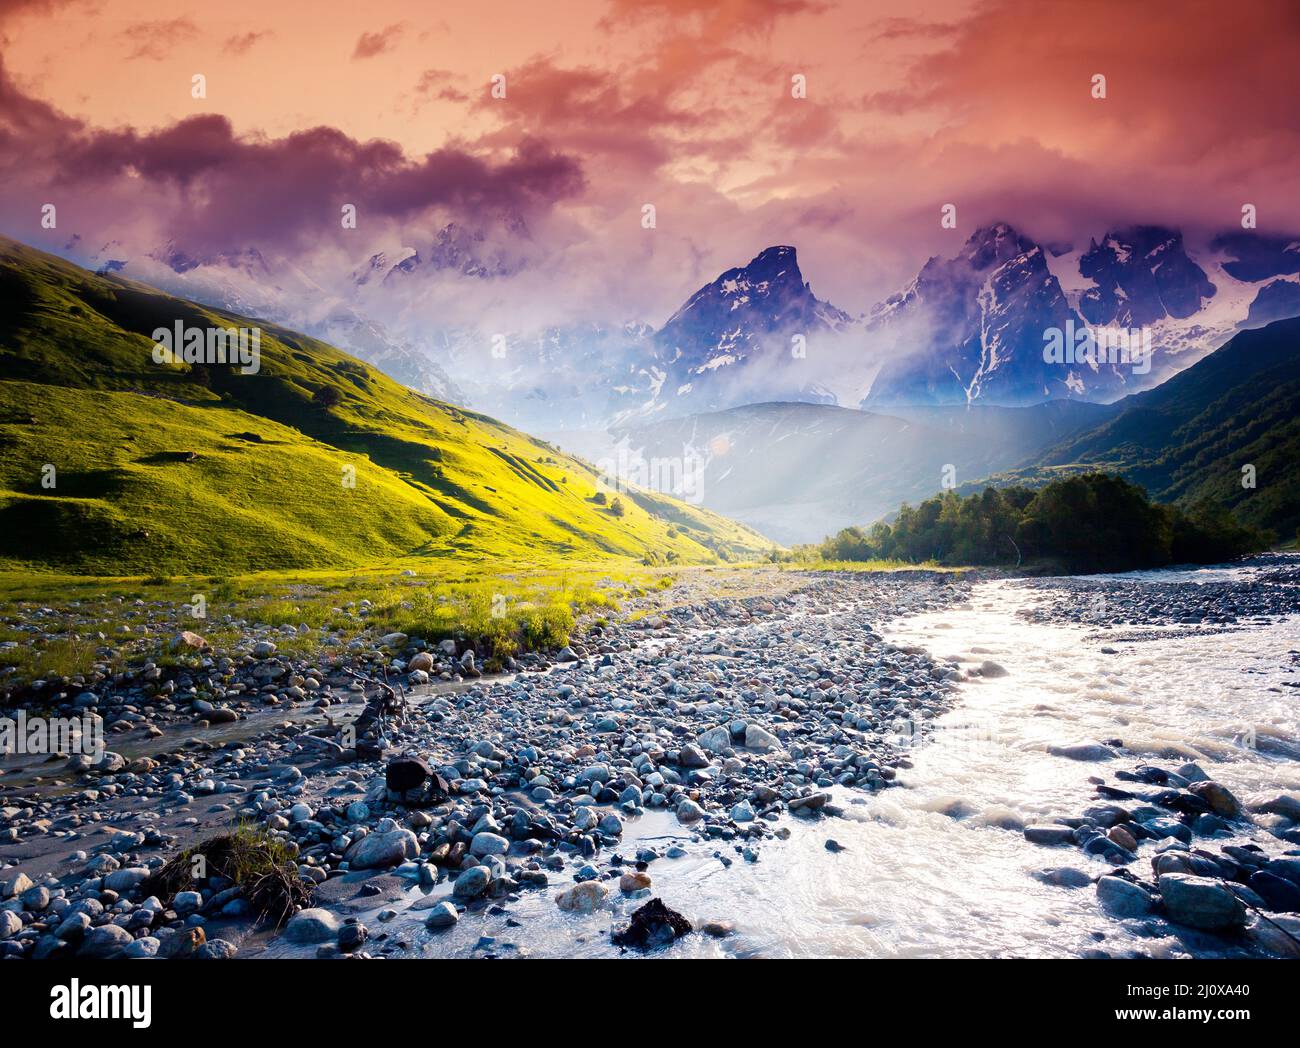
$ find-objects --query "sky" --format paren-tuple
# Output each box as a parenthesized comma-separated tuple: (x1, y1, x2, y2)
(2, 0, 1299, 327)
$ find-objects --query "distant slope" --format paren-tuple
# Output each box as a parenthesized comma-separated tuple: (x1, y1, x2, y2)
(599, 399, 1114, 544)
(0, 237, 773, 574)
(1009, 317, 1300, 536)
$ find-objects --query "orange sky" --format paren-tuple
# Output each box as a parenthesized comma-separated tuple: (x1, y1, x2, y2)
(2, 0, 1298, 323)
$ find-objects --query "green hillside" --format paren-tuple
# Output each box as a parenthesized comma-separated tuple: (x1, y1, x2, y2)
(963, 317, 1300, 539)
(0, 236, 774, 574)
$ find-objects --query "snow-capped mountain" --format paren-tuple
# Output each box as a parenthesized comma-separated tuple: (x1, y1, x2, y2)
(864, 223, 1300, 407)
(353, 222, 527, 286)
(647, 245, 852, 413)
(65, 218, 1300, 432)
(863, 224, 1132, 407)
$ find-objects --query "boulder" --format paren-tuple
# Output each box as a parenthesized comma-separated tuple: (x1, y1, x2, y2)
(1188, 780, 1242, 819)
(1097, 876, 1155, 917)
(102, 867, 149, 894)
(78, 924, 134, 958)
(469, 832, 509, 858)
(1158, 874, 1247, 931)
(282, 908, 341, 944)
(1245, 914, 1300, 958)
(452, 866, 491, 899)
(620, 871, 652, 893)
(1024, 825, 1075, 846)
(385, 755, 431, 795)
(345, 828, 419, 870)
(1247, 792, 1300, 822)
(423, 901, 459, 929)
(169, 630, 208, 652)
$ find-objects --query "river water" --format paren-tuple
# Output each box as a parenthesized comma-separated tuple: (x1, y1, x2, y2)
(330, 564, 1300, 960)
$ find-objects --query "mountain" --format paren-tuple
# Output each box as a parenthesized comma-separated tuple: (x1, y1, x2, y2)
(0, 236, 773, 574)
(52, 222, 1300, 433)
(863, 224, 1127, 407)
(1076, 226, 1216, 327)
(586, 398, 1115, 544)
(645, 246, 853, 415)
(864, 223, 1294, 409)
(352, 222, 528, 285)
(1003, 316, 1300, 537)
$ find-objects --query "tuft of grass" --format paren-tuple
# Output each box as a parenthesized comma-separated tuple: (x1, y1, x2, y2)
(141, 822, 310, 929)
(2, 633, 102, 680)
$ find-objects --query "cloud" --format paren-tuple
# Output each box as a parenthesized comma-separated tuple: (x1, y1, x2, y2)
(413, 68, 468, 105)
(602, 0, 823, 33)
(0, 56, 583, 263)
(223, 30, 273, 55)
(118, 17, 199, 61)
(869, 16, 956, 41)
(352, 22, 405, 60)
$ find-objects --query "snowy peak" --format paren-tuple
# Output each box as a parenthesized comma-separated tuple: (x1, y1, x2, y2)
(648, 245, 852, 414)
(962, 222, 1037, 270)
(864, 226, 1125, 407)
(1078, 226, 1215, 326)
(663, 245, 820, 330)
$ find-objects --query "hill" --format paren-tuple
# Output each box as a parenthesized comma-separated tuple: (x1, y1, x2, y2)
(0, 237, 773, 574)
(985, 317, 1300, 537)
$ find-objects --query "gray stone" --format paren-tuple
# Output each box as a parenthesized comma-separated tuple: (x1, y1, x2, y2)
(102, 867, 149, 894)
(470, 832, 509, 858)
(452, 865, 492, 899)
(78, 924, 134, 958)
(283, 908, 341, 944)
(345, 828, 419, 870)
(744, 723, 781, 752)
(1024, 824, 1075, 845)
(423, 901, 459, 929)
(1158, 874, 1247, 931)
(1097, 876, 1155, 917)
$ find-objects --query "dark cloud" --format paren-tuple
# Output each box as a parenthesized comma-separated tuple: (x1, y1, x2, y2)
(0, 59, 583, 259)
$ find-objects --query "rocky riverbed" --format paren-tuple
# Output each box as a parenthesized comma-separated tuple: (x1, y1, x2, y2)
(0, 569, 976, 958)
(3, 559, 1298, 960)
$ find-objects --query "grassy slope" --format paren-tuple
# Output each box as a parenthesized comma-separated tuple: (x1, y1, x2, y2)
(958, 318, 1300, 537)
(0, 237, 774, 574)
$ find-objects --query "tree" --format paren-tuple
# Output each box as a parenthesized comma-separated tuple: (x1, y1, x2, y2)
(313, 385, 341, 409)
